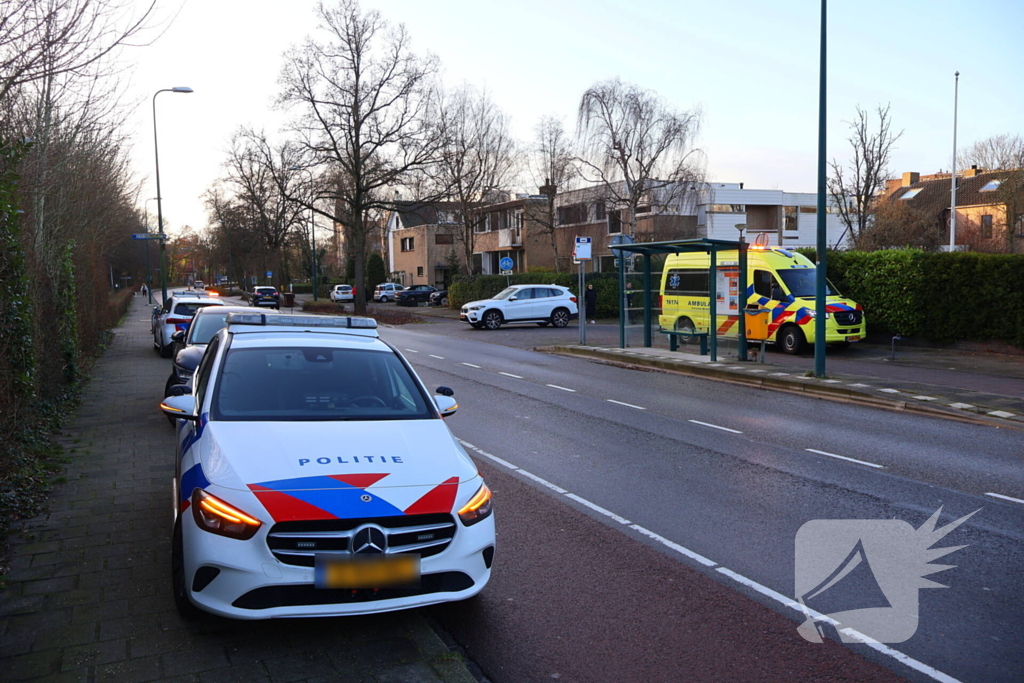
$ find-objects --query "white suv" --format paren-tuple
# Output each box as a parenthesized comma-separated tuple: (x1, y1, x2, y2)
(373, 283, 404, 303)
(460, 285, 578, 330)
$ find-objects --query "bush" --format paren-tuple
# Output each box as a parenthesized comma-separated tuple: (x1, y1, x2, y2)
(799, 248, 1024, 346)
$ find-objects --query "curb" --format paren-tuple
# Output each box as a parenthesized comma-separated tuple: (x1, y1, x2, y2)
(538, 345, 1024, 431)
(408, 614, 479, 683)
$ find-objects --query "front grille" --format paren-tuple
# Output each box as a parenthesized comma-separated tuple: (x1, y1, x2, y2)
(833, 310, 862, 326)
(266, 513, 456, 567)
(232, 571, 474, 610)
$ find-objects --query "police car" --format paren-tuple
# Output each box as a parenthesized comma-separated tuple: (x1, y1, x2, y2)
(160, 313, 494, 619)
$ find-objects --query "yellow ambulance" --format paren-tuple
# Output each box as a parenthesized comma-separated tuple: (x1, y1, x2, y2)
(658, 246, 866, 354)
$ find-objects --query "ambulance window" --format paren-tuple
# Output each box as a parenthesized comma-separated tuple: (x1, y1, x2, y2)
(754, 270, 774, 298)
(665, 269, 708, 296)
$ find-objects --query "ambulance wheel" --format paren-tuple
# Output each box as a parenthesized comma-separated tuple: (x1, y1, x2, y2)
(780, 325, 806, 354)
(172, 519, 201, 620)
(675, 317, 697, 341)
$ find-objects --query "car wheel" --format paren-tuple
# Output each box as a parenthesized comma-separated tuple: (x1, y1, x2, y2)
(482, 310, 503, 330)
(551, 308, 570, 328)
(675, 317, 697, 341)
(536, 322, 550, 327)
(779, 324, 806, 355)
(441, 297, 449, 307)
(380, 295, 389, 303)
(171, 519, 201, 620)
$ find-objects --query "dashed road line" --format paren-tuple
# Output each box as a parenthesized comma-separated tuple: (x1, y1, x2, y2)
(546, 384, 576, 392)
(806, 448, 884, 469)
(987, 410, 1016, 419)
(913, 395, 937, 401)
(985, 492, 1024, 505)
(405, 348, 419, 353)
(456, 437, 960, 683)
(688, 419, 741, 434)
(607, 399, 645, 410)
(499, 372, 523, 379)
(949, 402, 975, 410)
(879, 388, 900, 394)
(429, 354, 445, 359)
(462, 363, 482, 368)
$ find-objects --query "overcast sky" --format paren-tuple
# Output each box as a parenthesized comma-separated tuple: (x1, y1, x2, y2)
(123, 0, 1024, 235)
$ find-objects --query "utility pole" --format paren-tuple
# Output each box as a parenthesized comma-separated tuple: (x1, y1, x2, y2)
(814, 0, 828, 377)
(949, 71, 960, 251)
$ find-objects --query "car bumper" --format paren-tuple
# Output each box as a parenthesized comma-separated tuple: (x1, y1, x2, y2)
(460, 310, 481, 323)
(253, 300, 279, 307)
(181, 500, 494, 620)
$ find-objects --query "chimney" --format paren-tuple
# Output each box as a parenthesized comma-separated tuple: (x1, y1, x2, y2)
(964, 165, 984, 177)
(539, 178, 557, 198)
(901, 172, 920, 187)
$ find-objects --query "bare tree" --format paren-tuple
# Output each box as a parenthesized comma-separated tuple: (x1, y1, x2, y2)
(958, 133, 1024, 171)
(575, 78, 705, 239)
(854, 197, 943, 251)
(433, 85, 518, 273)
(529, 115, 576, 271)
(0, 0, 160, 104)
(827, 104, 903, 244)
(276, 0, 440, 314)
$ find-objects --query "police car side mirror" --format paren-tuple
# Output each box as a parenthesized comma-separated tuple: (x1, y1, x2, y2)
(160, 394, 197, 421)
(434, 395, 458, 418)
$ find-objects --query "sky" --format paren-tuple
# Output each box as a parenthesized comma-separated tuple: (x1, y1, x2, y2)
(122, 0, 1024, 235)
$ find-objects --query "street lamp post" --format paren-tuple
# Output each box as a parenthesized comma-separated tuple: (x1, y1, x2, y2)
(144, 197, 157, 304)
(153, 87, 193, 302)
(950, 71, 960, 251)
(290, 166, 318, 301)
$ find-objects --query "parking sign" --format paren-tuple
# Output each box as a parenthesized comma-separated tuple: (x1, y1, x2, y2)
(574, 236, 592, 261)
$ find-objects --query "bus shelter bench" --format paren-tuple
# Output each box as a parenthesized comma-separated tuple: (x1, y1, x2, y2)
(659, 329, 709, 355)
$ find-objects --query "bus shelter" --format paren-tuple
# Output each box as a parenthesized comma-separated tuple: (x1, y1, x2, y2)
(610, 237, 749, 362)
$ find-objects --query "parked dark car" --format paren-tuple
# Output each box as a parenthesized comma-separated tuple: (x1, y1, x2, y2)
(248, 286, 280, 309)
(395, 284, 437, 306)
(429, 289, 449, 307)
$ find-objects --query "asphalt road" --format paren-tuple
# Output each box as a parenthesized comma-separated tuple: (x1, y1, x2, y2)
(375, 324, 1024, 683)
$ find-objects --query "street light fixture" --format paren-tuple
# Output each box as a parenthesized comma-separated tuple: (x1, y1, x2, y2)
(153, 86, 194, 302)
(290, 166, 318, 301)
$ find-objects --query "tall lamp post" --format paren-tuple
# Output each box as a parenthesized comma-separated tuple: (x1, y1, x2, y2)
(143, 197, 158, 303)
(814, 0, 828, 378)
(949, 71, 960, 251)
(153, 86, 193, 302)
(290, 166, 318, 301)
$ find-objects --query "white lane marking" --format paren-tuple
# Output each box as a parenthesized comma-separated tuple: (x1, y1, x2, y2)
(518, 469, 568, 494)
(949, 402, 975, 410)
(405, 348, 419, 353)
(462, 363, 482, 368)
(607, 399, 646, 410)
(806, 448, 884, 469)
(879, 388, 900, 394)
(913, 395, 937, 401)
(688, 419, 742, 434)
(849, 383, 869, 387)
(546, 384, 576, 392)
(770, 372, 790, 376)
(499, 372, 523, 379)
(460, 437, 958, 683)
(429, 354, 445, 359)
(821, 379, 841, 384)
(985, 492, 1024, 505)
(632, 525, 716, 567)
(565, 493, 631, 525)
(988, 410, 1016, 418)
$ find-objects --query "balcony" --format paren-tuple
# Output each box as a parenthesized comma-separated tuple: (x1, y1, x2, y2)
(498, 228, 522, 248)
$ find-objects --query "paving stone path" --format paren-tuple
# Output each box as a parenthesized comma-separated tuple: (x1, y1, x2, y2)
(0, 296, 475, 683)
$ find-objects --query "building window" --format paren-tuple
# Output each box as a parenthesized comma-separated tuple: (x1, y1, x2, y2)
(401, 237, 415, 251)
(784, 206, 798, 231)
(635, 205, 651, 214)
(435, 232, 453, 245)
(557, 203, 587, 225)
(981, 214, 993, 239)
(799, 206, 817, 214)
(708, 204, 745, 213)
(607, 209, 622, 234)
(980, 180, 1001, 192)
(417, 266, 424, 277)
(1016, 215, 1024, 237)
(595, 201, 606, 221)
(900, 188, 923, 200)
(437, 210, 456, 223)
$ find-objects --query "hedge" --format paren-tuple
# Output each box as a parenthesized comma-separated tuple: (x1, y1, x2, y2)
(449, 272, 626, 319)
(798, 249, 1024, 347)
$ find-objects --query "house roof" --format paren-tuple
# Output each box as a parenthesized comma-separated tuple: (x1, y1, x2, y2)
(889, 169, 1024, 214)
(390, 201, 464, 228)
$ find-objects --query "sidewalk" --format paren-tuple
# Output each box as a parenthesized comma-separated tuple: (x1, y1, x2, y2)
(0, 296, 477, 683)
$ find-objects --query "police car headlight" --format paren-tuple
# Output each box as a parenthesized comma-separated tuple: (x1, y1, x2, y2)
(457, 484, 493, 527)
(191, 489, 262, 540)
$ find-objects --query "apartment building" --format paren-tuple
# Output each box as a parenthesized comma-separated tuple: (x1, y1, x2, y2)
(470, 194, 554, 274)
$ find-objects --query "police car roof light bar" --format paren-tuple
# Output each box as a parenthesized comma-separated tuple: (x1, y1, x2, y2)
(225, 313, 378, 329)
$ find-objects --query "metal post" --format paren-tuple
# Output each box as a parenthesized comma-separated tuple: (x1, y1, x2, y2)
(738, 238, 748, 361)
(709, 246, 717, 361)
(814, 0, 828, 377)
(642, 254, 652, 347)
(618, 252, 626, 349)
(950, 71, 960, 251)
(153, 92, 168, 302)
(311, 203, 318, 301)
(578, 260, 586, 346)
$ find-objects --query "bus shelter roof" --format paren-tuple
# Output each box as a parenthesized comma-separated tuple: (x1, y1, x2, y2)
(610, 238, 743, 255)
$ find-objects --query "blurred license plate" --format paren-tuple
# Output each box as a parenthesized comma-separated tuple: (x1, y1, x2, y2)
(315, 555, 420, 589)
(846, 335, 861, 341)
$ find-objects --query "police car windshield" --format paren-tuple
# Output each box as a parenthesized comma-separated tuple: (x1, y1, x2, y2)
(188, 311, 232, 345)
(778, 269, 833, 298)
(493, 287, 517, 300)
(212, 346, 433, 422)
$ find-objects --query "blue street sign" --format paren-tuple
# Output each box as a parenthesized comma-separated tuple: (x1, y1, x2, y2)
(266, 271, 273, 278)
(499, 257, 514, 271)
(132, 233, 166, 240)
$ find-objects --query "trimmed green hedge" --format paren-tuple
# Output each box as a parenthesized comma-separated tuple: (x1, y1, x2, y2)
(449, 272, 624, 319)
(798, 249, 1024, 346)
